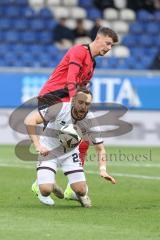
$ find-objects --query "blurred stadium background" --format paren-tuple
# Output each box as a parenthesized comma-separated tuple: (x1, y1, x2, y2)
(0, 1, 160, 240)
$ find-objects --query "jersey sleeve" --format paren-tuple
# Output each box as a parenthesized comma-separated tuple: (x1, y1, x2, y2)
(67, 46, 87, 97)
(82, 113, 104, 145)
(87, 126, 103, 145)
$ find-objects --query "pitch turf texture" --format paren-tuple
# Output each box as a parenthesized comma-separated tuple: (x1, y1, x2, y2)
(0, 145, 160, 240)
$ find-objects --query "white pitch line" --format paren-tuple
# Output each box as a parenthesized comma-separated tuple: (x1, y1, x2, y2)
(87, 170, 160, 180)
(86, 162, 160, 168)
(0, 162, 160, 180)
(0, 162, 34, 169)
(108, 163, 160, 168)
(1, 159, 160, 168)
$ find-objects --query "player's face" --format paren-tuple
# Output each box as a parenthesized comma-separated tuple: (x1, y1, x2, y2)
(97, 35, 114, 56)
(72, 93, 92, 120)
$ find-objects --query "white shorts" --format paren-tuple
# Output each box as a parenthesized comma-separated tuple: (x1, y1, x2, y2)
(37, 150, 86, 185)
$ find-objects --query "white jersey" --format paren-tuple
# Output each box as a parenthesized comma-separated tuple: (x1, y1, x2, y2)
(39, 102, 103, 160)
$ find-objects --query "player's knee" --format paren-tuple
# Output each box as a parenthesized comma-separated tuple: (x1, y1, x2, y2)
(72, 184, 86, 196)
(39, 184, 53, 196)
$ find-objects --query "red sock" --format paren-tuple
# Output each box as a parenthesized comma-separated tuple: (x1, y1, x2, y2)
(79, 141, 89, 166)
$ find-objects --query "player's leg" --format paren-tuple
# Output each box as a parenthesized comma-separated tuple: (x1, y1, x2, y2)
(64, 141, 89, 200)
(70, 181, 91, 208)
(32, 179, 64, 200)
(65, 173, 91, 208)
(62, 151, 91, 207)
(32, 160, 63, 206)
(36, 168, 55, 206)
(32, 97, 64, 200)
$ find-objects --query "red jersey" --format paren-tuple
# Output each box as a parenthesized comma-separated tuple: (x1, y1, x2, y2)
(39, 44, 96, 101)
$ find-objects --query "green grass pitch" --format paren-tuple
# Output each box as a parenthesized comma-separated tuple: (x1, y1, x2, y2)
(0, 145, 160, 240)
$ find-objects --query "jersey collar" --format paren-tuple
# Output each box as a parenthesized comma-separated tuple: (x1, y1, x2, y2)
(82, 44, 96, 68)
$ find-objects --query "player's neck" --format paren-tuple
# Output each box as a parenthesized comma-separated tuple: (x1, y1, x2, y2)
(89, 42, 98, 58)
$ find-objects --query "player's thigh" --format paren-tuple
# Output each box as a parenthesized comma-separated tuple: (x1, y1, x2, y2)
(61, 151, 86, 185)
(37, 159, 57, 185)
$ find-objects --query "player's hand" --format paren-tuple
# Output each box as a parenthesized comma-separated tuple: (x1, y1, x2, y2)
(100, 170, 116, 184)
(36, 145, 50, 156)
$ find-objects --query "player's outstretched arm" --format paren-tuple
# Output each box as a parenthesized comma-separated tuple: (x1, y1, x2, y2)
(94, 143, 116, 184)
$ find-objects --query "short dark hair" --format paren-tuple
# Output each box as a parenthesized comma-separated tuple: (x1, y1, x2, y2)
(76, 87, 93, 97)
(97, 27, 118, 43)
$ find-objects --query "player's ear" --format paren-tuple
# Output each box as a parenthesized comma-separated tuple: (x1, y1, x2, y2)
(71, 96, 76, 105)
(95, 34, 100, 41)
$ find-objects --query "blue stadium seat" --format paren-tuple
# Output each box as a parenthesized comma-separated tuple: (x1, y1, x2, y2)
(146, 23, 159, 35)
(37, 53, 52, 67)
(38, 8, 53, 19)
(0, 9, 2, 17)
(154, 11, 160, 21)
(155, 35, 160, 47)
(30, 44, 44, 52)
(44, 19, 57, 30)
(137, 10, 154, 22)
(38, 31, 53, 44)
(130, 47, 145, 59)
(131, 47, 158, 61)
(13, 19, 29, 31)
(5, 6, 21, 18)
(13, 44, 28, 56)
(126, 57, 138, 69)
(30, 19, 45, 31)
(0, 59, 8, 67)
(15, 0, 28, 6)
(21, 31, 38, 44)
(0, 32, 5, 42)
(96, 57, 118, 69)
(138, 57, 153, 69)
(28, 45, 45, 57)
(122, 35, 137, 47)
(13, 61, 26, 67)
(133, 63, 145, 70)
(79, 0, 93, 8)
(22, 7, 36, 18)
(4, 31, 20, 43)
(0, 19, 12, 30)
(139, 34, 152, 47)
(146, 48, 158, 56)
(107, 57, 119, 68)
(45, 45, 59, 57)
(129, 22, 145, 34)
(0, 44, 12, 54)
(4, 52, 18, 66)
(0, 7, 5, 17)
(93, 57, 102, 68)
(0, 0, 17, 5)
(116, 58, 128, 70)
(20, 53, 35, 67)
(87, 8, 102, 20)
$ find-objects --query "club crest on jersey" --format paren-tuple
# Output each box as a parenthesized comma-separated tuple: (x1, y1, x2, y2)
(60, 121, 66, 125)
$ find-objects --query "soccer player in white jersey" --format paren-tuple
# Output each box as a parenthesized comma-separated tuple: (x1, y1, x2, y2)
(25, 89, 116, 207)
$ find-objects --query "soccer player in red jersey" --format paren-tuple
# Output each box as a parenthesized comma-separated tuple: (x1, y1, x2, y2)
(38, 27, 118, 165)
(33, 27, 118, 200)
(39, 27, 118, 101)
